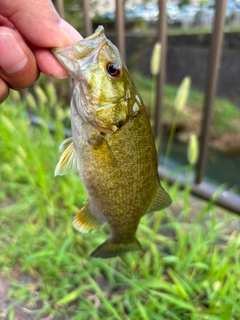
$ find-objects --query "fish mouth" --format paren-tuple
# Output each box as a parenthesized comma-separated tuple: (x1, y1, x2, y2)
(52, 26, 106, 76)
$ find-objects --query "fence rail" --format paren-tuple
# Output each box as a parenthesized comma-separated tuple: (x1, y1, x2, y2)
(55, 0, 240, 215)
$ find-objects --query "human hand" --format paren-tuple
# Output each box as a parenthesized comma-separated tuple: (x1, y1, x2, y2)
(0, 0, 82, 103)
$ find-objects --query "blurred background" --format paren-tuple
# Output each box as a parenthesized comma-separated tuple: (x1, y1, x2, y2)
(53, 0, 240, 199)
(1, 1, 240, 318)
(90, 0, 240, 30)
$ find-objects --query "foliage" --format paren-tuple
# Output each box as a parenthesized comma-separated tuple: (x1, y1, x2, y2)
(131, 71, 240, 136)
(0, 86, 240, 319)
(52, 0, 84, 33)
(167, 24, 240, 36)
(179, 0, 191, 8)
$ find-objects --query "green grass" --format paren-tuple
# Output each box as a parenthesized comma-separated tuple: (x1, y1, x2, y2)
(0, 89, 240, 319)
(35, 72, 240, 138)
(132, 71, 240, 135)
(167, 25, 240, 36)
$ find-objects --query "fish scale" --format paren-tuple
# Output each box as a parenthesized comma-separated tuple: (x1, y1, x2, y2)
(52, 26, 171, 258)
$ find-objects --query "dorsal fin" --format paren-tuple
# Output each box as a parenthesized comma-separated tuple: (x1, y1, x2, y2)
(147, 184, 172, 213)
(54, 138, 78, 176)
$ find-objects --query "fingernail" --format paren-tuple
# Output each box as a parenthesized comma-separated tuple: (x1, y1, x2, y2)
(0, 33, 28, 74)
(59, 20, 83, 43)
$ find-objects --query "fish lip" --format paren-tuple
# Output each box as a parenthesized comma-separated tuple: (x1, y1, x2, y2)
(72, 26, 106, 60)
(52, 46, 86, 82)
(51, 25, 105, 55)
(51, 25, 106, 59)
(51, 25, 107, 77)
(83, 25, 105, 41)
(52, 45, 77, 75)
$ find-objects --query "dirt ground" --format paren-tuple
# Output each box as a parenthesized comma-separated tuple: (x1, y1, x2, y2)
(0, 273, 33, 320)
(0, 271, 58, 320)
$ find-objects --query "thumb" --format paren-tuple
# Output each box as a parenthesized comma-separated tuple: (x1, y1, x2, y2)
(0, 27, 39, 90)
(1, 0, 82, 47)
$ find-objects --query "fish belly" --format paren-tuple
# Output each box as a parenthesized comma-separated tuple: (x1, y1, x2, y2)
(73, 109, 159, 243)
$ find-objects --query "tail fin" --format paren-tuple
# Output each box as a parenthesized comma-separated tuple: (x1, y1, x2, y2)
(91, 238, 141, 259)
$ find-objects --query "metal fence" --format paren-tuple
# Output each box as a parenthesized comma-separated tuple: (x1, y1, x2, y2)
(55, 0, 240, 215)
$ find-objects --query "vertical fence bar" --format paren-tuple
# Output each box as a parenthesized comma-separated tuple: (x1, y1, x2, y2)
(56, 0, 65, 18)
(83, 0, 93, 37)
(155, 0, 167, 155)
(195, 0, 227, 184)
(115, 0, 125, 60)
(55, 0, 73, 100)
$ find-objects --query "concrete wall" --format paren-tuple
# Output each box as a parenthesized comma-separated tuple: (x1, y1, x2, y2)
(167, 46, 240, 106)
(108, 32, 240, 107)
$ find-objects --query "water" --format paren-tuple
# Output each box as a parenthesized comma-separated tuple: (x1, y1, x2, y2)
(160, 137, 240, 195)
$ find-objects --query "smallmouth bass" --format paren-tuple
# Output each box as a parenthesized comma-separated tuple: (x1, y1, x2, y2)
(52, 26, 171, 258)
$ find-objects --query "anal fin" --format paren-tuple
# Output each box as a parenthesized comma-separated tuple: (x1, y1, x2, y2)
(73, 202, 103, 233)
(147, 184, 172, 213)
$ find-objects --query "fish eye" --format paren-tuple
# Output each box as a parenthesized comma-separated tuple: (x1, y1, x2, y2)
(106, 62, 121, 77)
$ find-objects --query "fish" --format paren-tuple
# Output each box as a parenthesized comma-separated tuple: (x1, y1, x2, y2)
(52, 26, 171, 258)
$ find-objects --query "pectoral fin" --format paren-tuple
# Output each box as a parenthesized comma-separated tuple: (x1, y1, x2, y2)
(59, 137, 73, 153)
(147, 184, 172, 213)
(73, 202, 103, 233)
(54, 138, 78, 176)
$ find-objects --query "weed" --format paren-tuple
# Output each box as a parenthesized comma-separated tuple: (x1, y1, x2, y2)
(1, 88, 240, 319)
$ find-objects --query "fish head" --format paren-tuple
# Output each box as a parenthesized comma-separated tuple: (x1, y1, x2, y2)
(52, 26, 135, 133)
